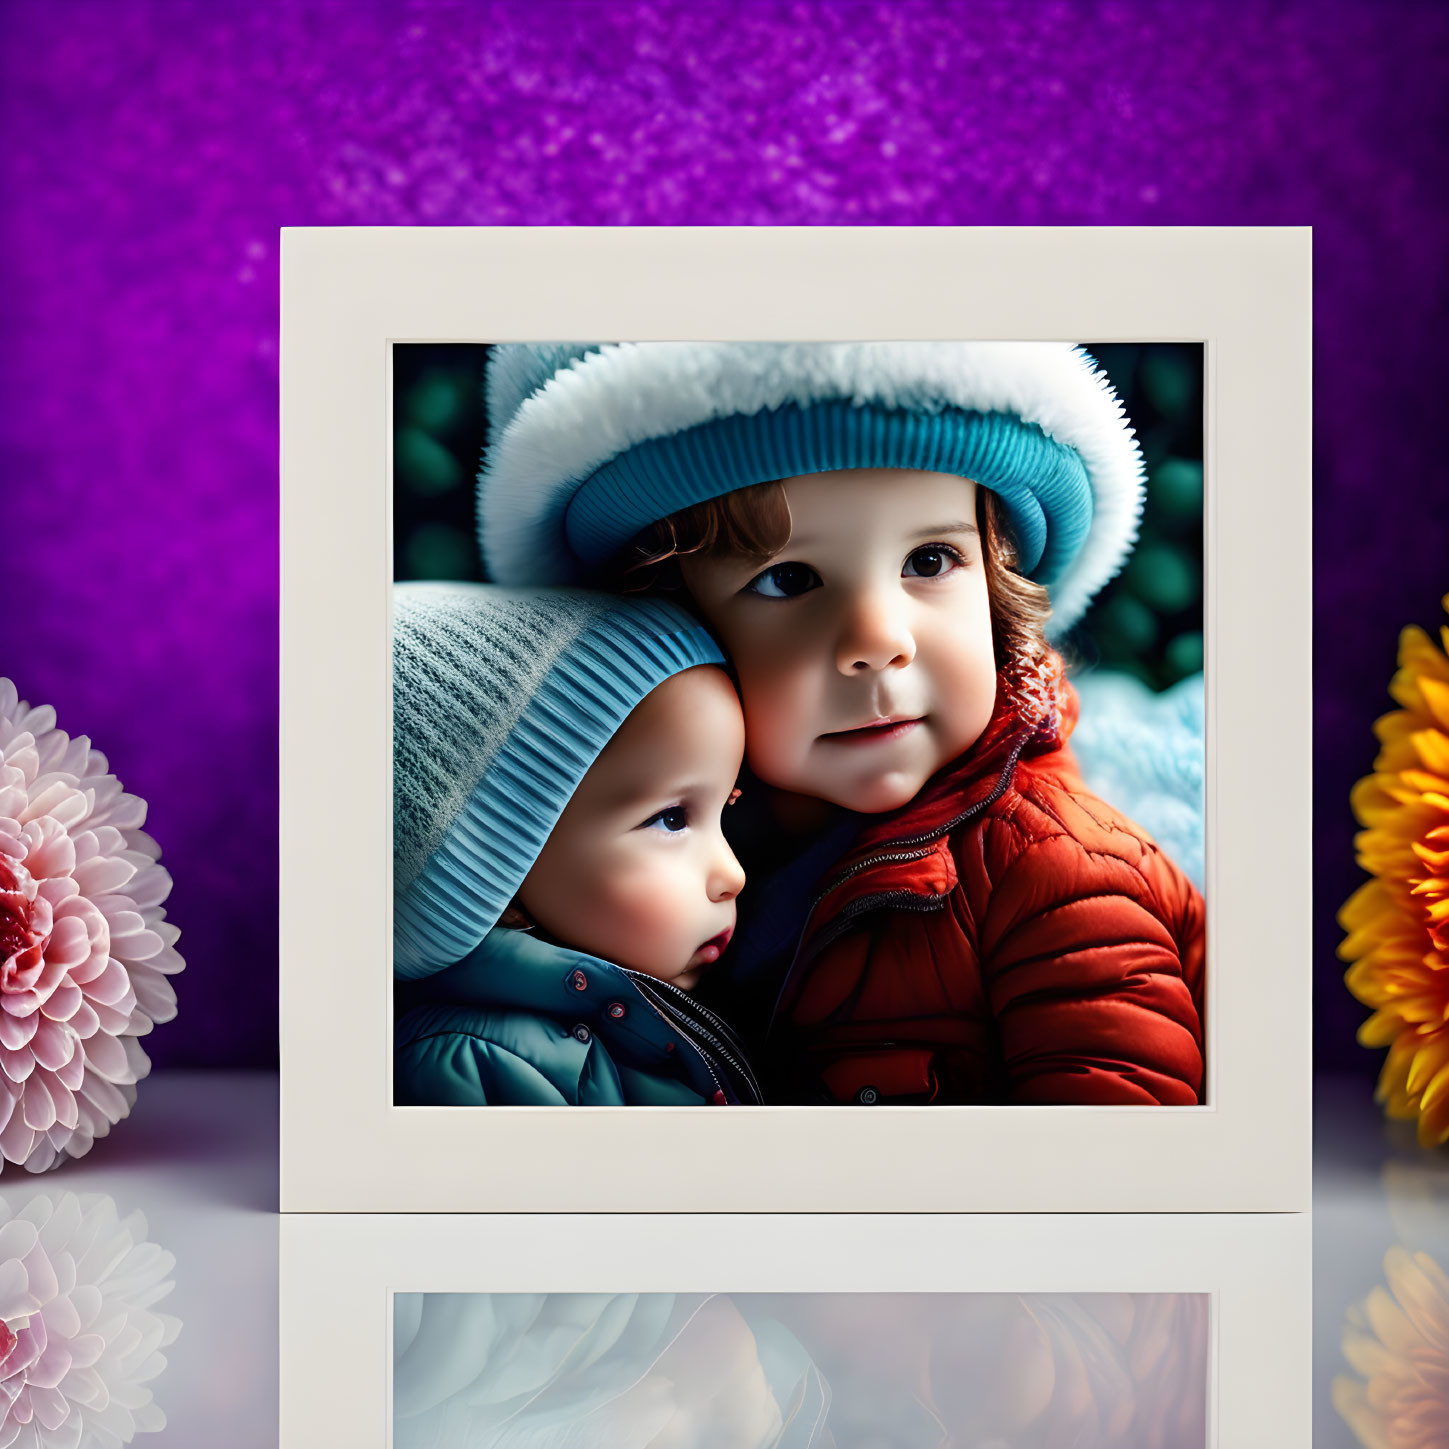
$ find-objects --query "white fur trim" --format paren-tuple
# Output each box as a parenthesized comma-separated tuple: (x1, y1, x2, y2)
(480, 342, 1145, 633)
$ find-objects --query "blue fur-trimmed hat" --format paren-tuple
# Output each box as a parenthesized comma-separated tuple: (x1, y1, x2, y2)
(392, 582, 725, 980)
(478, 342, 1147, 637)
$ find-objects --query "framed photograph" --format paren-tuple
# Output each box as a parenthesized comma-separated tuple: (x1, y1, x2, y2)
(278, 1211, 1311, 1446)
(280, 226, 1311, 1211)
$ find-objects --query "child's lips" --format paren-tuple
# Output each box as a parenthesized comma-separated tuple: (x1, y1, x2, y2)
(695, 926, 734, 965)
(819, 715, 923, 746)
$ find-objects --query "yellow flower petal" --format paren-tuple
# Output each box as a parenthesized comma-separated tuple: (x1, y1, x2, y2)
(1360, 1010, 1407, 1048)
(1422, 677, 1449, 733)
(1412, 728, 1449, 777)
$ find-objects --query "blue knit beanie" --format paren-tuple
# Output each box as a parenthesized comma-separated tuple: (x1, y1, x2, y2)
(392, 582, 725, 980)
(477, 342, 1147, 637)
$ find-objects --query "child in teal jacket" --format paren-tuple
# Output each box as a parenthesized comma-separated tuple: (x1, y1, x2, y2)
(393, 583, 759, 1106)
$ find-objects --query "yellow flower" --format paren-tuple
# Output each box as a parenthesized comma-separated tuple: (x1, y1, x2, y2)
(1334, 1245, 1449, 1449)
(1340, 595, 1449, 1147)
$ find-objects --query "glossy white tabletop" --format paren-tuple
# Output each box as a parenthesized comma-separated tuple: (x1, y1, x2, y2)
(1, 1070, 1429, 1447)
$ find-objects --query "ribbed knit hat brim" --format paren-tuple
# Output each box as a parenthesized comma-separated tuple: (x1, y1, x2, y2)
(393, 583, 725, 979)
(478, 342, 1146, 636)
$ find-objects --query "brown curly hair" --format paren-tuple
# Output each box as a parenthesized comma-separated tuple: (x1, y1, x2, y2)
(610, 477, 1053, 677)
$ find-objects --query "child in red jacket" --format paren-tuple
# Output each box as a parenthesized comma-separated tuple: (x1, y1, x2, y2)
(476, 342, 1206, 1105)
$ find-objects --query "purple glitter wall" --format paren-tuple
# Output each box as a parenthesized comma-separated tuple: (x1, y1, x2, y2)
(2, 0, 1446, 1069)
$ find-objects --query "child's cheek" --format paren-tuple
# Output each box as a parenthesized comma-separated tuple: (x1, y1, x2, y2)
(595, 854, 688, 965)
(734, 643, 820, 763)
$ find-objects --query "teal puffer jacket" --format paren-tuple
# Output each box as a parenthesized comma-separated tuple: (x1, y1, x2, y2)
(395, 928, 762, 1106)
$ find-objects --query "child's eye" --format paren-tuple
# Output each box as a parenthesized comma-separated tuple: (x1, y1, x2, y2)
(902, 545, 964, 579)
(744, 562, 821, 599)
(641, 806, 689, 833)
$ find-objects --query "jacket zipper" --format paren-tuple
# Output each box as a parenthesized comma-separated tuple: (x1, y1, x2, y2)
(809, 724, 1041, 902)
(643, 975, 758, 1070)
(768, 725, 1040, 1033)
(625, 973, 765, 1105)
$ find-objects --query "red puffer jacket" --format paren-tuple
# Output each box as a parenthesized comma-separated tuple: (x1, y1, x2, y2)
(771, 662, 1206, 1106)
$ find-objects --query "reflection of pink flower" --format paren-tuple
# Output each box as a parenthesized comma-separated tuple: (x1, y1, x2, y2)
(0, 1192, 180, 1446)
(0, 682, 184, 1173)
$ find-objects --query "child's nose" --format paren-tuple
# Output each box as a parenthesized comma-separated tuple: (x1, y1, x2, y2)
(835, 588, 916, 675)
(709, 840, 746, 903)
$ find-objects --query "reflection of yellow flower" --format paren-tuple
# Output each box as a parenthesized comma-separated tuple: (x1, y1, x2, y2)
(1334, 1245, 1449, 1449)
(1340, 595, 1449, 1146)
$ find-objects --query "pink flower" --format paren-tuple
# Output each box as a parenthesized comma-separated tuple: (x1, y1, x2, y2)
(0, 683, 183, 1174)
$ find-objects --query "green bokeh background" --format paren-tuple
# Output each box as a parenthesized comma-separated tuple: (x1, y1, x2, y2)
(393, 343, 1204, 689)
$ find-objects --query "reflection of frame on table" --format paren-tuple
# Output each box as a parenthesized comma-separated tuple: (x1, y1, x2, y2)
(279, 225, 1311, 1213)
(279, 1213, 1309, 1449)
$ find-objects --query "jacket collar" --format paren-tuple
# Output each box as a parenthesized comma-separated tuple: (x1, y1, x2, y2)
(409, 927, 764, 1104)
(414, 926, 633, 1015)
(839, 651, 1075, 863)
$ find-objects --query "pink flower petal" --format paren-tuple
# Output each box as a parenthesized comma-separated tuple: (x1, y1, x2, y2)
(122, 1036, 152, 1081)
(55, 736, 91, 776)
(27, 1019, 74, 1073)
(62, 937, 112, 989)
(0, 1109, 36, 1164)
(64, 1364, 106, 1410)
(20, 1137, 59, 1174)
(76, 1075, 128, 1121)
(35, 876, 78, 907)
(65, 1333, 104, 1372)
(29, 1371, 71, 1414)
(148, 944, 183, 977)
(53, 1050, 85, 1092)
(37, 1292, 79, 1344)
(64, 1001, 98, 1041)
(81, 959, 131, 1008)
(102, 793, 146, 831)
(20, 1076, 56, 1132)
(17, 781, 85, 830)
(41, 916, 90, 972)
(121, 865, 171, 910)
(0, 1255, 35, 1323)
(71, 857, 137, 898)
(89, 1001, 131, 1037)
(0, 1012, 37, 1051)
(28, 952, 70, 1000)
(109, 925, 162, 964)
(22, 706, 59, 746)
(80, 1032, 131, 1084)
(1, 1046, 36, 1081)
(129, 973, 176, 1026)
(39, 982, 83, 1023)
(5, 744, 40, 783)
(0, 994, 42, 1023)
(96, 907, 141, 939)
(83, 778, 123, 823)
(15, 822, 74, 883)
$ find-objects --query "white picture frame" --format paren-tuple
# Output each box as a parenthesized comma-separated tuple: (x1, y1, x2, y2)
(278, 1211, 1311, 1447)
(280, 225, 1311, 1212)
